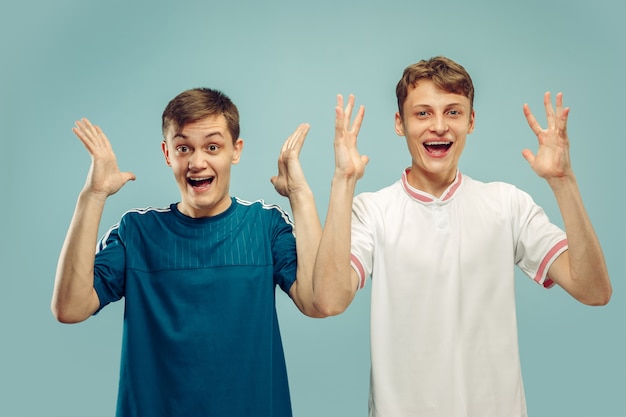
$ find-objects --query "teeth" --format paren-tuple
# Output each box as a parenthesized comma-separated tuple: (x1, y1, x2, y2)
(425, 141, 451, 146)
(187, 177, 214, 186)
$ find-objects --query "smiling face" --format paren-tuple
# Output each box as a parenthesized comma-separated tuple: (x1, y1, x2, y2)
(162, 115, 243, 218)
(395, 79, 475, 197)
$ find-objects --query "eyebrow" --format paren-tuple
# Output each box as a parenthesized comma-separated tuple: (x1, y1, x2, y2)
(172, 131, 224, 140)
(412, 102, 465, 109)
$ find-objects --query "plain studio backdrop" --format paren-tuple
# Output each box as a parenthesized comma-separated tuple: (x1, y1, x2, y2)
(1, 1, 624, 416)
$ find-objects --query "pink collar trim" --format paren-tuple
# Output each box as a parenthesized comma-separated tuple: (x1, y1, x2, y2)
(401, 168, 463, 203)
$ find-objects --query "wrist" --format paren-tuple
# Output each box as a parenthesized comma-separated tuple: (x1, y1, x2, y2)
(332, 172, 359, 187)
(287, 186, 314, 204)
(78, 188, 109, 204)
(546, 172, 577, 192)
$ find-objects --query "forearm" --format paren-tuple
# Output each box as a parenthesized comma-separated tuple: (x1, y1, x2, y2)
(51, 190, 105, 323)
(549, 174, 611, 304)
(288, 186, 324, 317)
(312, 174, 359, 316)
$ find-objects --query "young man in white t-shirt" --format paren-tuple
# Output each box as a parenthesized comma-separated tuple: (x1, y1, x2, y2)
(312, 56, 612, 417)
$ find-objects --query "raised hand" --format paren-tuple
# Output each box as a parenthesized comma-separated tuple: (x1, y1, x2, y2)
(72, 118, 136, 198)
(271, 123, 311, 198)
(522, 92, 573, 181)
(334, 94, 368, 180)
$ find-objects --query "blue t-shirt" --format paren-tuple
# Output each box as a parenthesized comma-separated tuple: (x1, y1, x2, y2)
(93, 197, 297, 417)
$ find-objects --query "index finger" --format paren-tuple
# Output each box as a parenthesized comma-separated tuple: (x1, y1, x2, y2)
(522, 103, 543, 134)
(282, 123, 310, 155)
(72, 118, 111, 152)
(335, 94, 365, 134)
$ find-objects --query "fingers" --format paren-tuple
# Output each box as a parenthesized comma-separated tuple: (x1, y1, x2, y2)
(276, 123, 309, 172)
(73, 118, 99, 141)
(352, 104, 365, 137)
(521, 148, 535, 165)
(72, 118, 91, 146)
(522, 103, 541, 133)
(335, 94, 365, 138)
(554, 93, 570, 139)
(544, 91, 555, 128)
(335, 95, 345, 138)
(554, 92, 563, 116)
(288, 123, 310, 153)
(344, 94, 355, 126)
(279, 123, 310, 167)
(524, 92, 569, 133)
(543, 91, 570, 127)
(72, 118, 112, 155)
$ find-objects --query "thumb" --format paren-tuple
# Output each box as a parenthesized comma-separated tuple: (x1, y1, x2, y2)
(123, 171, 137, 183)
(521, 149, 535, 165)
(270, 176, 277, 186)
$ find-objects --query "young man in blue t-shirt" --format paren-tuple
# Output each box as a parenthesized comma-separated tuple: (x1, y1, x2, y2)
(52, 88, 325, 416)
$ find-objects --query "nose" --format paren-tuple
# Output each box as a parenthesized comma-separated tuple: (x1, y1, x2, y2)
(430, 114, 448, 135)
(188, 151, 207, 170)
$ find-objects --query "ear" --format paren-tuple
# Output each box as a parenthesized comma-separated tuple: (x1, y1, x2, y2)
(394, 112, 405, 136)
(161, 140, 171, 166)
(232, 138, 244, 165)
(467, 109, 476, 134)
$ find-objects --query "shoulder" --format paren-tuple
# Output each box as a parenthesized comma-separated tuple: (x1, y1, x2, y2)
(355, 180, 405, 208)
(353, 181, 404, 222)
(234, 197, 293, 225)
(462, 176, 540, 219)
(462, 175, 529, 198)
(120, 206, 172, 222)
(355, 180, 403, 204)
(122, 205, 172, 216)
(97, 207, 170, 251)
(114, 206, 174, 233)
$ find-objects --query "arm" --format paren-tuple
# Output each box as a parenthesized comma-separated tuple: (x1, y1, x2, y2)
(271, 123, 325, 318)
(522, 92, 611, 306)
(51, 118, 135, 323)
(312, 95, 368, 316)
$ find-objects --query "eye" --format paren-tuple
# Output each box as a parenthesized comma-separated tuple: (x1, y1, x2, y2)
(415, 110, 429, 119)
(207, 144, 219, 152)
(448, 109, 462, 117)
(176, 145, 190, 153)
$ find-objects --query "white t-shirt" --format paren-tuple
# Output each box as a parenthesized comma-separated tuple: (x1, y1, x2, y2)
(351, 170, 567, 417)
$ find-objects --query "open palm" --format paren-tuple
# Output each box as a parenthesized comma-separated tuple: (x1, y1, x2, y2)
(271, 123, 311, 197)
(522, 92, 572, 180)
(334, 94, 368, 181)
(73, 118, 135, 197)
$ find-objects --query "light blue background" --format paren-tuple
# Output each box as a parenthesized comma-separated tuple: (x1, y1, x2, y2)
(1, 1, 624, 416)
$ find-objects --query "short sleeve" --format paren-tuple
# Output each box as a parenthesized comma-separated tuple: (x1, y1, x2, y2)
(512, 188, 568, 288)
(270, 208, 297, 295)
(350, 194, 376, 290)
(93, 221, 127, 312)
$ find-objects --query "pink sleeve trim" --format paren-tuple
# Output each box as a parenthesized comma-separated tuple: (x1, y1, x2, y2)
(534, 238, 568, 288)
(350, 254, 366, 289)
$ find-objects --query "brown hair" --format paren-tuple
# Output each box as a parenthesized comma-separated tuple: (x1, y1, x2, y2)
(396, 56, 474, 118)
(162, 88, 240, 142)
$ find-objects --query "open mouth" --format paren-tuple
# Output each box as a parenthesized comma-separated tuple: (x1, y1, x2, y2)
(187, 177, 215, 188)
(424, 141, 452, 155)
